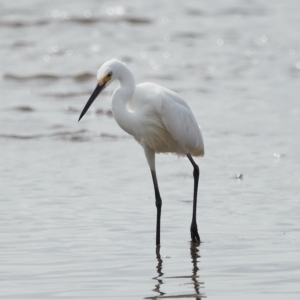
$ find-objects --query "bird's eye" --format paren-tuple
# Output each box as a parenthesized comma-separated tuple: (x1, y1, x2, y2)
(107, 72, 112, 77)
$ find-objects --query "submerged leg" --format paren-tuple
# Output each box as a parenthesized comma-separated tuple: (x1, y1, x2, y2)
(187, 154, 201, 243)
(151, 170, 162, 246)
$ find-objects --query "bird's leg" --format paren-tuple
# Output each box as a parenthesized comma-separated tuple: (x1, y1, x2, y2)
(151, 170, 162, 246)
(187, 154, 201, 243)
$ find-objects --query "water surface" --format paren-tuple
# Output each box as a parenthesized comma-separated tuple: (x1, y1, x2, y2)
(1, 0, 300, 299)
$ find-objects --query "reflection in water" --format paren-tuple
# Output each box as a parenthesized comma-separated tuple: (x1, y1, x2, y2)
(145, 243, 205, 299)
(190, 242, 203, 299)
(153, 246, 165, 297)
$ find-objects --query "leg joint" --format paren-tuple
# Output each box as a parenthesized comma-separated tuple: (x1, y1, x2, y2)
(156, 198, 162, 208)
(193, 164, 199, 177)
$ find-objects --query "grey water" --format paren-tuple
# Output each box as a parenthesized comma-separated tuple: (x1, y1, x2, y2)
(1, 0, 300, 299)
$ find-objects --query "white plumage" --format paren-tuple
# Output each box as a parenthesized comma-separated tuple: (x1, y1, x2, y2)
(79, 59, 204, 246)
(131, 83, 204, 156)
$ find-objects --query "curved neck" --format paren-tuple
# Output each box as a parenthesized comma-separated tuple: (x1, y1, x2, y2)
(111, 69, 136, 136)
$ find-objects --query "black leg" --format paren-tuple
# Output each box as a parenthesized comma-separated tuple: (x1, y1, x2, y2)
(151, 170, 162, 246)
(187, 154, 201, 243)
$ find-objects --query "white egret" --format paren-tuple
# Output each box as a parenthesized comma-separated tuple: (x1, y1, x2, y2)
(78, 59, 204, 246)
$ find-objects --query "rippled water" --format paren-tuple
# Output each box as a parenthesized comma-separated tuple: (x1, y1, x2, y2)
(1, 0, 300, 299)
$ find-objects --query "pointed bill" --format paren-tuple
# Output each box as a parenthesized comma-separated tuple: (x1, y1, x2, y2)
(78, 83, 105, 121)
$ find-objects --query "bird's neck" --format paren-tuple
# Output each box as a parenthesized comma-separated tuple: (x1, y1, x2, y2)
(111, 72, 136, 136)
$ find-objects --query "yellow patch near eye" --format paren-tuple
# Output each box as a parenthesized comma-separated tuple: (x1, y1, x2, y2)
(99, 75, 111, 85)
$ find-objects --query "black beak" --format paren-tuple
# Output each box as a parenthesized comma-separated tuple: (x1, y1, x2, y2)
(78, 83, 105, 121)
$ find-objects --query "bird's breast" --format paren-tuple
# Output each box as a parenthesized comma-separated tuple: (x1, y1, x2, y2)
(133, 117, 183, 155)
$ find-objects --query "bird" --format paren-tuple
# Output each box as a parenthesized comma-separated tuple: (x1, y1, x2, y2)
(78, 59, 204, 246)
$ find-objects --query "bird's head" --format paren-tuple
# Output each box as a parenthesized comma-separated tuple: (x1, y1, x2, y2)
(78, 59, 122, 121)
(96, 59, 120, 87)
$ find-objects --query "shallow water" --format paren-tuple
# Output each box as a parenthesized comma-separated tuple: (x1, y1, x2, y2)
(1, 0, 300, 299)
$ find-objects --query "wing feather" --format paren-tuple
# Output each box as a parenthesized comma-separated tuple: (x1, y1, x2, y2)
(153, 89, 204, 156)
(133, 83, 204, 156)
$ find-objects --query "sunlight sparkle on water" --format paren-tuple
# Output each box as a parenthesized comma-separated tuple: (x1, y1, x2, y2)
(43, 55, 50, 62)
(90, 45, 101, 52)
(149, 59, 155, 65)
(64, 49, 73, 56)
(289, 49, 296, 55)
(51, 10, 71, 19)
(106, 6, 124, 16)
(140, 52, 147, 58)
(217, 38, 224, 46)
(52, 45, 59, 53)
(260, 35, 268, 43)
(84, 10, 92, 18)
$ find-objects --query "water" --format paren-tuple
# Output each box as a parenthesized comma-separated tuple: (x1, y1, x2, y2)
(1, 0, 300, 299)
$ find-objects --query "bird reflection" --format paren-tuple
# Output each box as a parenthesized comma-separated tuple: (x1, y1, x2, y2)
(152, 246, 165, 297)
(190, 242, 203, 299)
(146, 243, 204, 299)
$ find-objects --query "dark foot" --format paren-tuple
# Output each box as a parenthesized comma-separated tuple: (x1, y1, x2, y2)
(191, 226, 200, 243)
